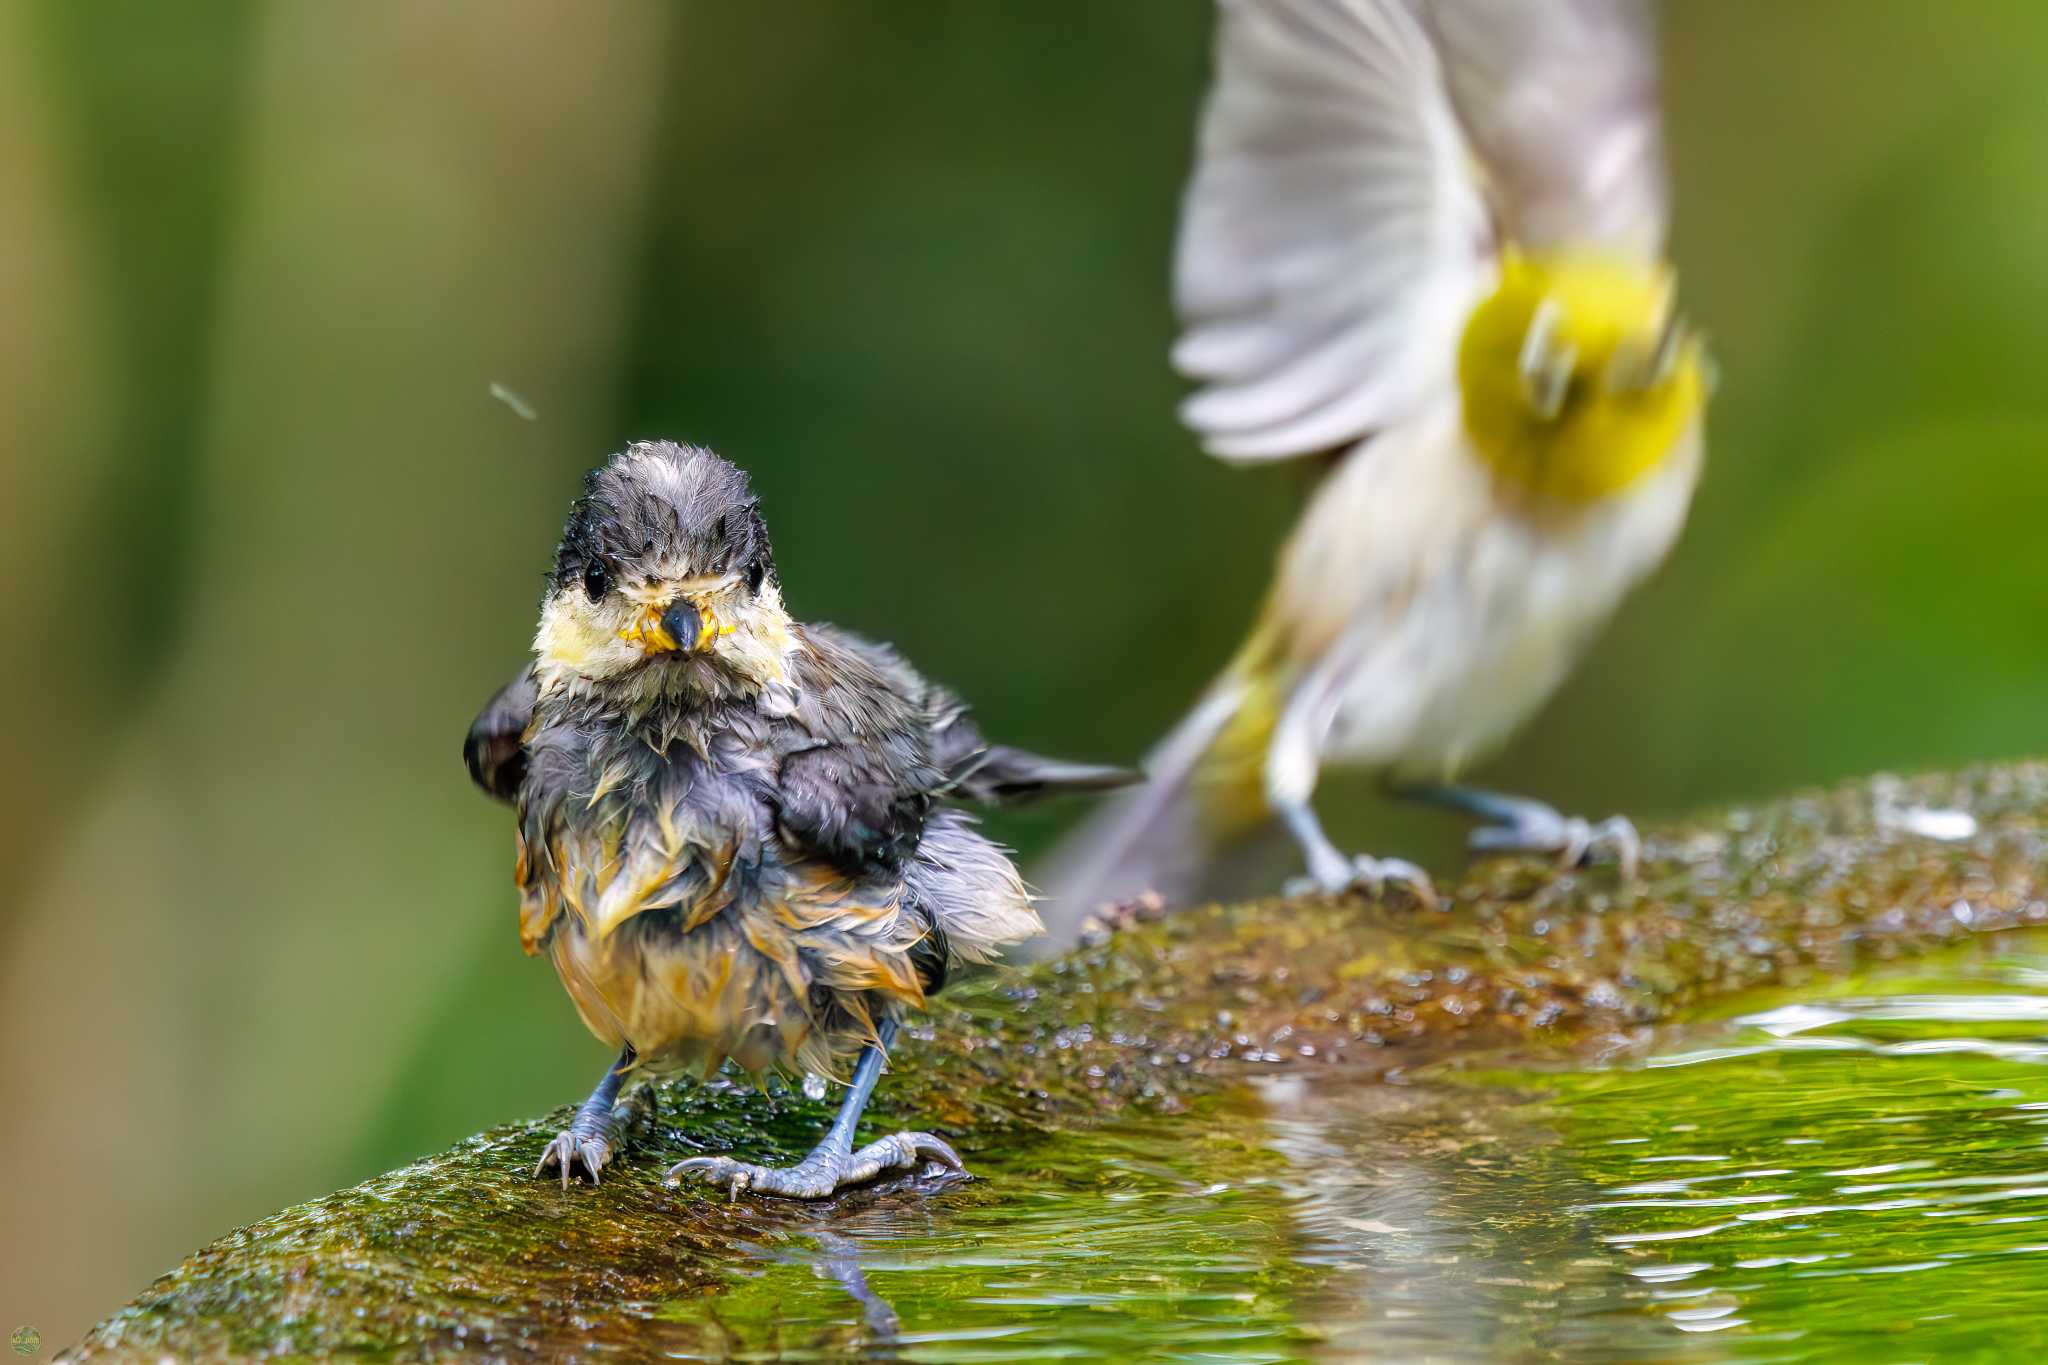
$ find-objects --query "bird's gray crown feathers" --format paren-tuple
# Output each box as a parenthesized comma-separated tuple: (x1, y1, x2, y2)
(552, 440, 774, 596)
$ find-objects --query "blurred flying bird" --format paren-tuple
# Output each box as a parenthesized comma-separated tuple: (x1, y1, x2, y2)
(466, 441, 1131, 1198)
(1041, 0, 1707, 930)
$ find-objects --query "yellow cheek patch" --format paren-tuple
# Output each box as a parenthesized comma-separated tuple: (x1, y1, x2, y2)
(1459, 251, 1706, 503)
(534, 597, 607, 673)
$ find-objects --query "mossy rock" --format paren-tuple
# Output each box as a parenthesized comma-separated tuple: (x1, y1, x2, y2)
(63, 762, 2048, 1361)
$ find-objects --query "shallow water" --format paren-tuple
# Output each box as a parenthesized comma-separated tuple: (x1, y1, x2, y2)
(658, 932, 2048, 1362)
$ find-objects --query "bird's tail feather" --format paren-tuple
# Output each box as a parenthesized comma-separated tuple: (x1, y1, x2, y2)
(953, 746, 1139, 804)
(1029, 658, 1281, 955)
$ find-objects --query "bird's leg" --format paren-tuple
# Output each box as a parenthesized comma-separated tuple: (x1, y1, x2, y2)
(667, 1019, 966, 1201)
(1275, 797, 1438, 909)
(1266, 678, 1436, 907)
(1393, 783, 1640, 878)
(535, 1047, 638, 1188)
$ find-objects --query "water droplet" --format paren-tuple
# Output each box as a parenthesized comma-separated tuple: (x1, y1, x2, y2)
(802, 1072, 828, 1102)
(1897, 807, 1977, 841)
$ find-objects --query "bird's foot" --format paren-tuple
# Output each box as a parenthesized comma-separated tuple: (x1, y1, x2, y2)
(532, 1068, 645, 1190)
(1277, 798, 1440, 909)
(534, 1124, 618, 1189)
(1470, 803, 1640, 879)
(1286, 849, 1439, 910)
(666, 1131, 967, 1202)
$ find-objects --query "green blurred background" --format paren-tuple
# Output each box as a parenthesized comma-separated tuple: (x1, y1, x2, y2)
(3, 0, 2045, 1346)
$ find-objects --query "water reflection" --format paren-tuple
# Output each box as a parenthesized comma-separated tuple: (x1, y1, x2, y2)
(1475, 938, 2048, 1359)
(1242, 935, 2048, 1360)
(675, 1107, 1315, 1362)
(651, 935, 2048, 1362)
(1254, 1075, 1709, 1361)
(741, 1228, 903, 1355)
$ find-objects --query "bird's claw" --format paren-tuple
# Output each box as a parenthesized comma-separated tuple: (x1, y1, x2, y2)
(1288, 854, 1439, 911)
(1470, 810, 1640, 879)
(1355, 855, 1440, 909)
(1589, 816, 1642, 879)
(666, 1131, 968, 1201)
(666, 1155, 764, 1202)
(862, 1131, 967, 1182)
(534, 1128, 615, 1189)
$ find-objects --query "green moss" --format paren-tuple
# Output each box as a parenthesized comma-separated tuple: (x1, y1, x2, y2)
(63, 761, 2048, 1361)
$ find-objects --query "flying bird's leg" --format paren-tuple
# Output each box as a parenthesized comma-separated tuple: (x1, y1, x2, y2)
(1275, 797, 1438, 909)
(535, 1047, 636, 1189)
(1393, 783, 1640, 879)
(667, 1019, 966, 1201)
(1267, 669, 1437, 908)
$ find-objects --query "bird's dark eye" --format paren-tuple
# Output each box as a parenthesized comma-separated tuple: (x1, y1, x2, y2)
(581, 558, 611, 602)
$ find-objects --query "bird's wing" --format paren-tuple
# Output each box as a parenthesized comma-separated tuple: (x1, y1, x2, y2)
(777, 626, 1139, 873)
(1422, 0, 1668, 261)
(463, 666, 538, 803)
(775, 626, 947, 874)
(1174, 0, 1491, 463)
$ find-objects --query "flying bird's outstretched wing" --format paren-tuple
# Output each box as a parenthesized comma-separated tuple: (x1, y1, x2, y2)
(1174, 0, 1490, 462)
(1173, 0, 1670, 465)
(1424, 0, 1668, 261)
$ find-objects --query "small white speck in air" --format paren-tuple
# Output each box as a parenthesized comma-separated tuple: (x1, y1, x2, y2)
(490, 381, 539, 421)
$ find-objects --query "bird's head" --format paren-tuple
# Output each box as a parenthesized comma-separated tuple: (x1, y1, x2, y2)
(1458, 250, 1708, 503)
(532, 441, 794, 703)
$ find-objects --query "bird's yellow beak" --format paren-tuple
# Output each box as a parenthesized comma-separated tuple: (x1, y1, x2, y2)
(620, 597, 706, 655)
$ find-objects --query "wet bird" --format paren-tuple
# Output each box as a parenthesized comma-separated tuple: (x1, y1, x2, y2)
(465, 441, 1131, 1198)
(1042, 0, 1707, 928)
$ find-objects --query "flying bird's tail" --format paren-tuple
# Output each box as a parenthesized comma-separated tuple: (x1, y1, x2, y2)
(1031, 632, 1288, 955)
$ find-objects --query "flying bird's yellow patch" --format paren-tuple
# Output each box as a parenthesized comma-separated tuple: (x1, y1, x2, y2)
(1459, 250, 1706, 504)
(1197, 618, 1287, 836)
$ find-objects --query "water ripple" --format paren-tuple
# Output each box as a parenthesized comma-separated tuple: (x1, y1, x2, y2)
(1256, 936, 2048, 1361)
(634, 936, 2048, 1363)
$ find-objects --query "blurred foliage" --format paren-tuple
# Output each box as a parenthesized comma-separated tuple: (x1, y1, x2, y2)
(2, 0, 2045, 1348)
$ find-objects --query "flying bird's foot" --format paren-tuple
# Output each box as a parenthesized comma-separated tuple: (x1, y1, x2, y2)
(1286, 850, 1439, 911)
(1277, 797, 1440, 909)
(1391, 784, 1641, 881)
(1469, 803, 1641, 879)
(667, 1131, 967, 1201)
(534, 1125, 618, 1188)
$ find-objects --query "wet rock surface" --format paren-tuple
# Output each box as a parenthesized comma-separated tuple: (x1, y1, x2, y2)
(63, 762, 2048, 1361)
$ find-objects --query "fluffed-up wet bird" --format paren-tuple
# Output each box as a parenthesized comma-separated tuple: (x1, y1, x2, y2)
(465, 441, 1132, 1198)
(1042, 0, 1708, 927)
